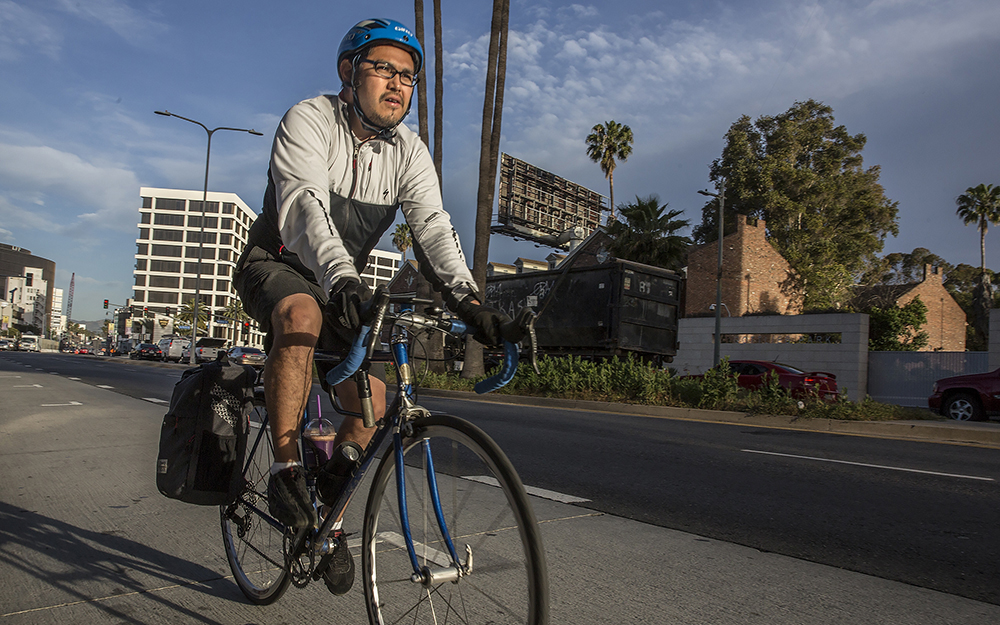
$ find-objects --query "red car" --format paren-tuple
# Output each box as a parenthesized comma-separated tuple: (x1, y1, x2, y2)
(928, 369, 1000, 421)
(719, 359, 839, 400)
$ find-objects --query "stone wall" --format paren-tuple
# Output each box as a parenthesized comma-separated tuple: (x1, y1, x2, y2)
(895, 265, 966, 351)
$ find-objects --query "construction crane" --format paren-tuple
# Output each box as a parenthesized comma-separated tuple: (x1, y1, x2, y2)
(66, 272, 74, 326)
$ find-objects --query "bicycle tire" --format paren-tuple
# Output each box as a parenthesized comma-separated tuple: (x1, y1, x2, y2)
(220, 405, 292, 604)
(362, 414, 549, 624)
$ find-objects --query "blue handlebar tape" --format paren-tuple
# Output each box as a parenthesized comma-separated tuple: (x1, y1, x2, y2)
(325, 325, 371, 386)
(474, 341, 519, 394)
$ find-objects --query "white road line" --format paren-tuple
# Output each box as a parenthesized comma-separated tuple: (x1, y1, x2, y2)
(96, 385, 114, 389)
(741, 449, 995, 482)
(374, 531, 451, 567)
(143, 397, 168, 404)
(462, 475, 591, 503)
(49, 372, 59, 375)
(41, 401, 82, 407)
(68, 377, 80, 381)
(13, 384, 43, 388)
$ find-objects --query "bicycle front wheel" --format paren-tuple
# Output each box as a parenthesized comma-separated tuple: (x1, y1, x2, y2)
(362, 414, 548, 624)
(220, 407, 291, 604)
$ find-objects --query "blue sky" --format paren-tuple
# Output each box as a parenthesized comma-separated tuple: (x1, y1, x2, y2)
(2, 0, 999, 321)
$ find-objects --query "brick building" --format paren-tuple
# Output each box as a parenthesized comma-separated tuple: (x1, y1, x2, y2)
(851, 265, 966, 351)
(685, 217, 802, 317)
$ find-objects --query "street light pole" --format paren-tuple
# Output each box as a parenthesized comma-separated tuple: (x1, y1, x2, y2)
(698, 179, 726, 368)
(154, 110, 262, 365)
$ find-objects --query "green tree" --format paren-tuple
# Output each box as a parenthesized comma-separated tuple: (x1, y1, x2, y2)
(867, 297, 929, 351)
(607, 195, 690, 271)
(955, 183, 1000, 341)
(392, 222, 413, 264)
(696, 100, 899, 310)
(176, 299, 208, 338)
(586, 120, 633, 220)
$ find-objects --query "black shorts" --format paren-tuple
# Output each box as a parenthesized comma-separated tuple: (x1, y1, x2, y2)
(234, 245, 348, 353)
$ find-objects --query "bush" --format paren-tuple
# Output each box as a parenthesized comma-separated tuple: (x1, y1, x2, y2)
(402, 354, 935, 421)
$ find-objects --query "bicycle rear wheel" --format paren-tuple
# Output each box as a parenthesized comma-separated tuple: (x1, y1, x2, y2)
(220, 406, 292, 604)
(362, 414, 548, 624)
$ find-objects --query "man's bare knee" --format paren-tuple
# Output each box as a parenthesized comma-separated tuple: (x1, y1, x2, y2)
(271, 294, 323, 347)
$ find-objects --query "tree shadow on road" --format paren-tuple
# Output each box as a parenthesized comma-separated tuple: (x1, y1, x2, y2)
(0, 501, 244, 623)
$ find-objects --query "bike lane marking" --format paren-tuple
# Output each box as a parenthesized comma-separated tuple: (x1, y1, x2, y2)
(742, 449, 995, 482)
(462, 475, 591, 503)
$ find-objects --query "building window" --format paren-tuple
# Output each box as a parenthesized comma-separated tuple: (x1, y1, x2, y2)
(219, 233, 232, 245)
(186, 246, 215, 259)
(149, 275, 180, 289)
(183, 277, 214, 290)
(134, 290, 145, 302)
(135, 275, 146, 286)
(156, 198, 186, 211)
(154, 213, 185, 226)
(377, 256, 395, 266)
(222, 202, 235, 214)
(147, 291, 178, 304)
(216, 279, 229, 292)
(142, 196, 152, 208)
(137, 243, 149, 255)
(151, 244, 183, 257)
(183, 262, 200, 274)
(218, 249, 231, 261)
(215, 295, 229, 307)
(140, 212, 151, 224)
(152, 229, 184, 241)
(221, 218, 234, 229)
(139, 228, 149, 240)
(136, 259, 147, 270)
(189, 200, 219, 214)
(149, 260, 181, 273)
(217, 264, 230, 276)
(376, 268, 393, 278)
(188, 215, 218, 229)
(188, 231, 217, 244)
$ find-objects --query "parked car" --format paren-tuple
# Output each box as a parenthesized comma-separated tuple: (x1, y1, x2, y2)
(928, 369, 1000, 421)
(0, 338, 11, 351)
(228, 346, 266, 367)
(130, 343, 164, 361)
(690, 359, 839, 401)
(181, 337, 228, 363)
(157, 337, 191, 363)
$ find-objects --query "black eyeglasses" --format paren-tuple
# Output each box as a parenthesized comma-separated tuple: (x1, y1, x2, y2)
(358, 59, 419, 87)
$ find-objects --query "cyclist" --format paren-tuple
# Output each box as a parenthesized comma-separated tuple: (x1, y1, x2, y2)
(234, 17, 517, 589)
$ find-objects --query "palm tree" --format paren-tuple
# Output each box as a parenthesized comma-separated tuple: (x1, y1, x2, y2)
(176, 299, 208, 338)
(414, 0, 430, 147)
(586, 120, 633, 220)
(392, 222, 413, 264)
(956, 183, 1000, 276)
(432, 0, 444, 186)
(466, 0, 510, 379)
(956, 183, 1000, 340)
(607, 195, 691, 271)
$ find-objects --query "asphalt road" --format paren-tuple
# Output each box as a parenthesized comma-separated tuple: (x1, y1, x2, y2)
(2, 351, 999, 624)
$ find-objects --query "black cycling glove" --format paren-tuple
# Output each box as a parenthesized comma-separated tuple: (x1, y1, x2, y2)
(326, 277, 373, 343)
(456, 296, 519, 347)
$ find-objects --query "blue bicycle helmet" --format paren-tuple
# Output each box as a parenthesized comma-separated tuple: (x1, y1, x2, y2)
(338, 18, 424, 139)
(338, 18, 424, 75)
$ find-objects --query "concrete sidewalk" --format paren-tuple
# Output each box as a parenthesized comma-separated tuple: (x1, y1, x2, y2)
(419, 388, 1000, 449)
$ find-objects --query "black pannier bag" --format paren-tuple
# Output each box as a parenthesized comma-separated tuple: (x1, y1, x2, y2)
(156, 355, 257, 505)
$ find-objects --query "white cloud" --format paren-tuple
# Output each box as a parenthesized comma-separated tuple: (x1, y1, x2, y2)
(0, 141, 141, 237)
(55, 0, 166, 45)
(0, 1, 61, 61)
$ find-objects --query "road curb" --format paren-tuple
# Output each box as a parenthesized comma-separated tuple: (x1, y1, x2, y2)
(418, 388, 1000, 448)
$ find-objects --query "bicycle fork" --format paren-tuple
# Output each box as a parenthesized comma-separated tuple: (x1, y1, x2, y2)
(394, 431, 473, 586)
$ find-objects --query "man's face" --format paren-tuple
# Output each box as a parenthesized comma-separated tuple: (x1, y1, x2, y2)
(351, 44, 415, 129)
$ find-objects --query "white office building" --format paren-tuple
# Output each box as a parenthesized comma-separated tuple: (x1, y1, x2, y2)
(2, 267, 47, 331)
(135, 187, 403, 349)
(135, 187, 262, 347)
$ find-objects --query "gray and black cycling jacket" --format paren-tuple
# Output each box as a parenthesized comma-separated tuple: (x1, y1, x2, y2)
(246, 94, 477, 308)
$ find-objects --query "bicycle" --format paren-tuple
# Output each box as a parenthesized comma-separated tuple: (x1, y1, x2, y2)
(220, 287, 549, 624)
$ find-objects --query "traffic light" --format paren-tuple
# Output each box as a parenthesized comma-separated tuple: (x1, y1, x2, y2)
(242, 321, 250, 339)
(165, 307, 173, 316)
(143, 306, 150, 318)
(103, 299, 108, 309)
